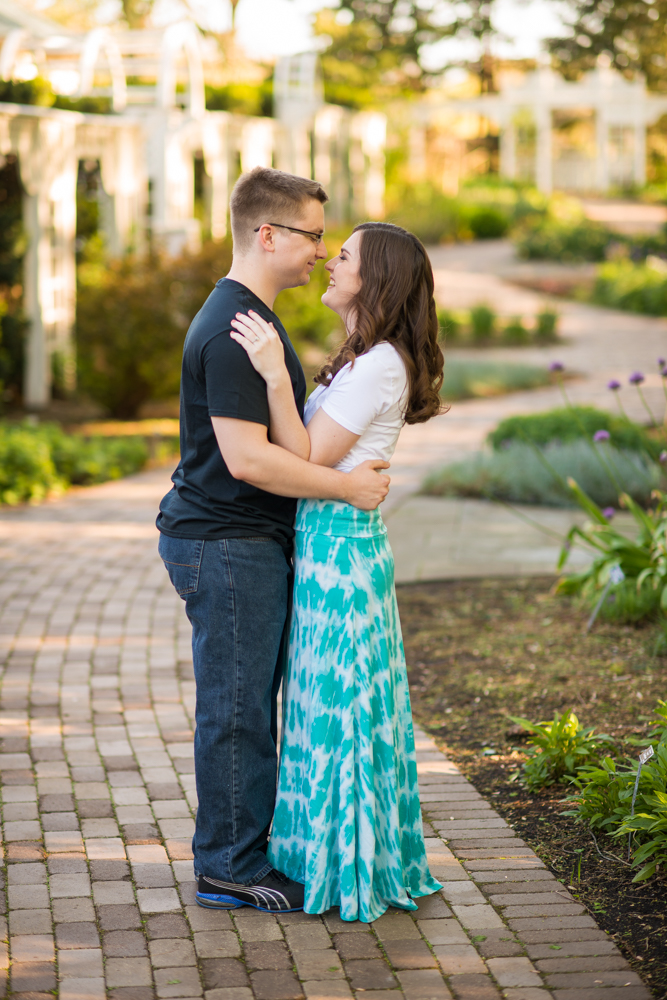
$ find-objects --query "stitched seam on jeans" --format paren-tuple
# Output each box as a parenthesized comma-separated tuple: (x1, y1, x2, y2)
(221, 537, 239, 882)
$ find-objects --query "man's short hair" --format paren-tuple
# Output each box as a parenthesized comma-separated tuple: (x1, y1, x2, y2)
(230, 167, 329, 253)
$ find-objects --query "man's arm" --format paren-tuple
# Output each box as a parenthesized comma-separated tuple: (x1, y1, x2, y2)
(211, 417, 389, 510)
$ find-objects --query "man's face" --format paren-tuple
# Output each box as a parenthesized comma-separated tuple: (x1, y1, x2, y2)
(272, 199, 327, 289)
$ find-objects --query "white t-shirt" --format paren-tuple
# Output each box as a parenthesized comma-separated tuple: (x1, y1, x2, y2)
(303, 342, 408, 473)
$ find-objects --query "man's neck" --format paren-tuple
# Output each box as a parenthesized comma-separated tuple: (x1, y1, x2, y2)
(226, 258, 282, 311)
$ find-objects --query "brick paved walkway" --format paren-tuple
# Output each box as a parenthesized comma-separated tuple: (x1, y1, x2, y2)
(0, 477, 651, 1000)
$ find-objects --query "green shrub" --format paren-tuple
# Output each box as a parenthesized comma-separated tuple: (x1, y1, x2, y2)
(568, 702, 667, 881)
(437, 308, 462, 342)
(76, 240, 233, 419)
(556, 483, 667, 623)
(515, 217, 612, 262)
(535, 307, 560, 343)
(510, 710, 614, 790)
(442, 360, 550, 401)
(488, 406, 659, 459)
(421, 440, 662, 508)
(470, 304, 496, 342)
(468, 205, 510, 240)
(501, 316, 530, 345)
(592, 259, 667, 316)
(0, 421, 148, 505)
(388, 183, 470, 245)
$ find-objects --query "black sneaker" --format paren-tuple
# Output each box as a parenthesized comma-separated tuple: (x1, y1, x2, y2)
(196, 869, 304, 912)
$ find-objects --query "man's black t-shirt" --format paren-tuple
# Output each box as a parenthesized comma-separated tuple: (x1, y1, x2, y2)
(156, 278, 306, 547)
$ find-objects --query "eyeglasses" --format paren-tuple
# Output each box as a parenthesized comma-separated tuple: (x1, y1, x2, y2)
(253, 222, 324, 245)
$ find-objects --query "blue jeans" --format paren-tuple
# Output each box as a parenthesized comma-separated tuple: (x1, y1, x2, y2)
(158, 533, 292, 885)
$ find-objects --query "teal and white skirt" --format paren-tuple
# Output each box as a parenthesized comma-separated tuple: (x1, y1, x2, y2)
(267, 499, 441, 922)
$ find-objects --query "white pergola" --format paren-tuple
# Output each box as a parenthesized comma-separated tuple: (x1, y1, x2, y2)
(0, 9, 386, 409)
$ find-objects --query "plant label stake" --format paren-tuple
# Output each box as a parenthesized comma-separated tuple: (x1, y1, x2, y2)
(628, 745, 655, 861)
(585, 564, 625, 634)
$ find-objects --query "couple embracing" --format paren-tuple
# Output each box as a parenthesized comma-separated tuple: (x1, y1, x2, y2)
(157, 167, 444, 923)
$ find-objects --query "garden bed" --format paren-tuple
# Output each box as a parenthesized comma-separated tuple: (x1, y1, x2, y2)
(396, 576, 666, 997)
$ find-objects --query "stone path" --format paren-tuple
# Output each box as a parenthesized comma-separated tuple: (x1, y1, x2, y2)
(0, 504, 651, 1000)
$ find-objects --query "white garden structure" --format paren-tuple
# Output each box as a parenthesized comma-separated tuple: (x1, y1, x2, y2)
(0, 3, 385, 408)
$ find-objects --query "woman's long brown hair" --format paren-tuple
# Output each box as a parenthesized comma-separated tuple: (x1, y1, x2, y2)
(314, 222, 444, 424)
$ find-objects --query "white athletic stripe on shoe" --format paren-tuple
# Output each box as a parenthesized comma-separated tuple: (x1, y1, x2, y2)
(202, 878, 290, 910)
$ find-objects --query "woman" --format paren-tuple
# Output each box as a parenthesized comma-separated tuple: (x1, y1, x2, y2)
(229, 221, 444, 922)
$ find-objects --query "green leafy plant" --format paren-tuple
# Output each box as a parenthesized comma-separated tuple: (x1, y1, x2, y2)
(488, 406, 659, 460)
(422, 440, 662, 509)
(556, 483, 667, 622)
(592, 258, 667, 317)
(515, 216, 613, 262)
(0, 421, 149, 505)
(467, 205, 510, 240)
(470, 305, 496, 342)
(535, 307, 560, 344)
(509, 710, 614, 790)
(502, 316, 530, 345)
(568, 702, 667, 881)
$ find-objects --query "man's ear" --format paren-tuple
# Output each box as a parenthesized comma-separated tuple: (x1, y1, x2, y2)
(256, 224, 277, 254)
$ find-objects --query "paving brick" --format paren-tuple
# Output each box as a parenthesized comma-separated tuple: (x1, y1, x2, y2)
(418, 919, 469, 945)
(9, 910, 53, 936)
(397, 969, 453, 1000)
(49, 873, 91, 898)
(86, 838, 126, 860)
(200, 959, 249, 990)
(147, 783, 183, 801)
(192, 931, 240, 959)
(413, 894, 453, 919)
(525, 941, 619, 960)
(433, 946, 487, 975)
(147, 914, 190, 939)
(58, 948, 104, 979)
(89, 859, 130, 881)
(4, 821, 42, 841)
(446, 973, 501, 999)
(548, 990, 651, 1000)
(132, 864, 175, 888)
(185, 907, 234, 933)
(243, 941, 291, 971)
(535, 956, 628, 972)
(476, 937, 523, 959)
(249, 970, 303, 1000)
(331, 932, 380, 961)
(6, 843, 45, 861)
(382, 938, 439, 970)
(301, 980, 353, 1000)
(96, 904, 142, 931)
(10, 936, 55, 963)
(48, 855, 88, 874)
(10, 962, 57, 992)
(149, 938, 197, 967)
(53, 898, 96, 923)
(102, 930, 148, 957)
(518, 928, 608, 945)
(343, 959, 397, 990)
(502, 904, 585, 919)
(153, 965, 202, 998)
(371, 911, 421, 940)
(39, 794, 75, 812)
(56, 923, 101, 951)
(92, 880, 135, 905)
(204, 990, 252, 1000)
(284, 923, 331, 951)
(441, 883, 487, 905)
(8, 885, 49, 910)
(42, 811, 80, 831)
(106, 988, 156, 1000)
(545, 970, 644, 988)
(7, 864, 46, 885)
(293, 949, 344, 981)
(451, 905, 504, 930)
(104, 956, 153, 988)
(59, 976, 107, 1000)
(508, 916, 598, 932)
(78, 800, 114, 819)
(486, 957, 541, 988)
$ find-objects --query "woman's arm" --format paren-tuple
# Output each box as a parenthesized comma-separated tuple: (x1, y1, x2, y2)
(230, 311, 311, 460)
(305, 407, 360, 467)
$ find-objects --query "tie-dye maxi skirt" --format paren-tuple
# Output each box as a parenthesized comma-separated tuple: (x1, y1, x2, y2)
(266, 499, 441, 922)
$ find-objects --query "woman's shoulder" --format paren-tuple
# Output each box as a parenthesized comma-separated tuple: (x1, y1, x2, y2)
(360, 342, 406, 373)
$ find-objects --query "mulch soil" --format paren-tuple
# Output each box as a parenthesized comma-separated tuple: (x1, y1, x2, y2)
(396, 576, 667, 998)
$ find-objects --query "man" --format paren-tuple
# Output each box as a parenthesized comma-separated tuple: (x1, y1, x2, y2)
(157, 167, 390, 912)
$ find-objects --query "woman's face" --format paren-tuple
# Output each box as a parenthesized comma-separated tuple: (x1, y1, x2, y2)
(321, 230, 362, 323)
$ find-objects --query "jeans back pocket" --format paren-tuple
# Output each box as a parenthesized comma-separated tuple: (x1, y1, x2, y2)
(158, 535, 204, 595)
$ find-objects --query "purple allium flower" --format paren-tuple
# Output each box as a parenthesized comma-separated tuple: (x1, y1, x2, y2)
(661, 367, 667, 378)
(629, 371, 645, 385)
(593, 429, 610, 442)
(549, 361, 564, 372)
(660, 450, 667, 464)
(602, 507, 615, 520)
(607, 379, 621, 391)
(658, 357, 666, 367)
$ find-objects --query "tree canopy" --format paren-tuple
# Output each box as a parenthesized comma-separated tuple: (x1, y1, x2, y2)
(547, 0, 667, 92)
